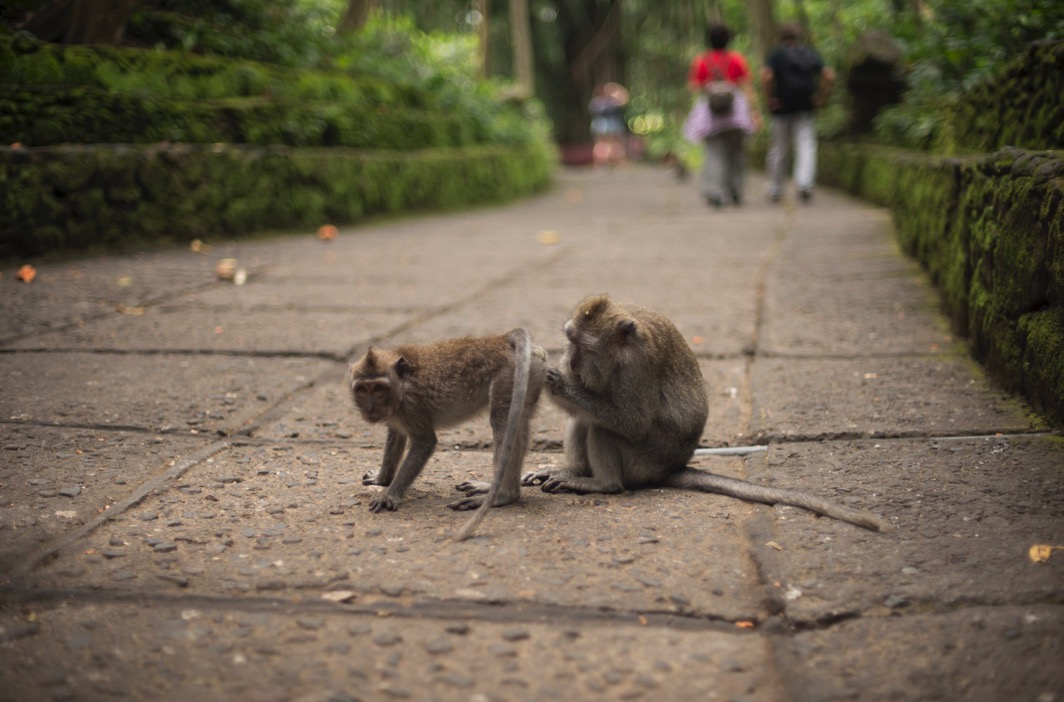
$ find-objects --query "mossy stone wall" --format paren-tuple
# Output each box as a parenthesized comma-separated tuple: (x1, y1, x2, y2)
(0, 141, 556, 258)
(818, 143, 1064, 426)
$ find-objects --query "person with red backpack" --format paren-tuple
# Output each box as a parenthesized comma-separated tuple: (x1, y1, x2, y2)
(761, 23, 836, 204)
(686, 23, 761, 209)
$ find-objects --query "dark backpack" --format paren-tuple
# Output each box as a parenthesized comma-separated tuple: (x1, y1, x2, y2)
(775, 45, 820, 102)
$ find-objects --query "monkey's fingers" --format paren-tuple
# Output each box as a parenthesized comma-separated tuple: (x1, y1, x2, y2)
(362, 472, 384, 486)
(521, 471, 551, 486)
(368, 497, 399, 513)
(446, 497, 483, 512)
(542, 478, 580, 493)
(454, 480, 490, 496)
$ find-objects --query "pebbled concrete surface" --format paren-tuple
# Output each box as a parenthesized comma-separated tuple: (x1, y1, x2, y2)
(1, 166, 1061, 702)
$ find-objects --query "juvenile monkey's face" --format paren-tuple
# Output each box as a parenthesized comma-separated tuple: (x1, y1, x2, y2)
(351, 377, 395, 424)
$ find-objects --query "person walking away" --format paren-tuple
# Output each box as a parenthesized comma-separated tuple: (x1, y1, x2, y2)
(687, 23, 760, 208)
(589, 82, 629, 168)
(761, 23, 835, 204)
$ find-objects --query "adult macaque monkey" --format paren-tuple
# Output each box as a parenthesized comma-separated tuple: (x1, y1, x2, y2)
(524, 295, 887, 531)
(349, 329, 547, 540)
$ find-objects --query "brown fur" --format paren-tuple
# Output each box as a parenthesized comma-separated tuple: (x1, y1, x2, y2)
(350, 329, 546, 537)
(523, 295, 886, 531)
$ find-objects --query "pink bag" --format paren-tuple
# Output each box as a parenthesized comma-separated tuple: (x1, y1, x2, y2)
(682, 98, 712, 142)
(683, 91, 753, 143)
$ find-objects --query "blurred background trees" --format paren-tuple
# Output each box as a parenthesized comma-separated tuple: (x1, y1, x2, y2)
(5, 0, 1063, 155)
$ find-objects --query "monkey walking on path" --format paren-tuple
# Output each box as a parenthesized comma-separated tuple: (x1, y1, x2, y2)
(523, 295, 888, 532)
(348, 329, 547, 540)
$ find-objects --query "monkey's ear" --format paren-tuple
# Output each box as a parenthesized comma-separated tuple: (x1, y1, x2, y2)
(394, 355, 414, 378)
(618, 319, 638, 342)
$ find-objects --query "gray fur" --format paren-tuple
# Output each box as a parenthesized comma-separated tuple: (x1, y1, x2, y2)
(525, 295, 886, 531)
(349, 329, 546, 534)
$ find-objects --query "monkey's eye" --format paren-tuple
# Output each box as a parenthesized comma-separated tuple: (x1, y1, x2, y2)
(354, 385, 369, 395)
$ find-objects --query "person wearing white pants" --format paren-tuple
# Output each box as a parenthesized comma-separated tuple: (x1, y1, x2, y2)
(761, 23, 834, 203)
(766, 111, 817, 202)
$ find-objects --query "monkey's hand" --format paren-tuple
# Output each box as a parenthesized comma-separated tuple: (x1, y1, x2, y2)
(544, 367, 584, 415)
(542, 476, 621, 494)
(368, 496, 399, 512)
(454, 480, 490, 496)
(362, 470, 390, 487)
(521, 469, 558, 486)
(545, 367, 567, 394)
(446, 496, 483, 511)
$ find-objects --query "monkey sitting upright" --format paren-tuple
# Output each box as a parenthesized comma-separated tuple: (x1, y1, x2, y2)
(349, 329, 547, 539)
(523, 295, 887, 531)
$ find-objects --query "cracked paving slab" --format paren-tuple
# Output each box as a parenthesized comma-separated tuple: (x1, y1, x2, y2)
(3, 303, 410, 359)
(27, 446, 768, 624)
(772, 606, 1063, 702)
(0, 597, 780, 702)
(0, 426, 210, 572)
(742, 436, 1064, 626)
(0, 352, 337, 435)
(748, 356, 1044, 440)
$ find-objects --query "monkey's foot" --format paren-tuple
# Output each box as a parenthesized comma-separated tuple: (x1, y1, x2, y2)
(521, 469, 556, 486)
(446, 496, 485, 511)
(448, 492, 519, 511)
(541, 476, 622, 494)
(368, 496, 399, 512)
(522, 468, 589, 487)
(453, 480, 491, 496)
(362, 471, 390, 487)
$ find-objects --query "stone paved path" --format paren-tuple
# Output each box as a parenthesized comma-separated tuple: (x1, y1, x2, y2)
(1, 166, 1061, 701)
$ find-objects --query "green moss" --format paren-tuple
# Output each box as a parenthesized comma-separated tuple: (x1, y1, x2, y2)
(1018, 308, 1064, 424)
(818, 141, 1064, 426)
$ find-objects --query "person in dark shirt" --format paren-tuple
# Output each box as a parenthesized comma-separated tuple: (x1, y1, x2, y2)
(761, 23, 835, 203)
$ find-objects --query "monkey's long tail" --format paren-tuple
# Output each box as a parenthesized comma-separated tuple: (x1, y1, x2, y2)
(455, 329, 533, 541)
(665, 468, 888, 532)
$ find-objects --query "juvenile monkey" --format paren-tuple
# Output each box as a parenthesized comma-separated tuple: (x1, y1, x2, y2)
(523, 295, 887, 531)
(349, 329, 547, 539)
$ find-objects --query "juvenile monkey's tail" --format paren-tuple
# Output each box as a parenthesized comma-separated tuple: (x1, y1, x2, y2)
(455, 328, 534, 541)
(665, 468, 888, 532)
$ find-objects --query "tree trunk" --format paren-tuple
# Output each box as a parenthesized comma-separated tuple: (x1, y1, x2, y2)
(337, 0, 375, 34)
(23, 0, 139, 45)
(509, 0, 534, 97)
(476, 0, 490, 78)
(744, 0, 776, 63)
(792, 0, 813, 45)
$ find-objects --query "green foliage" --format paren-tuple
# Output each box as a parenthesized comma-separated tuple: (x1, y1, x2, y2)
(874, 0, 1064, 150)
(0, 141, 555, 260)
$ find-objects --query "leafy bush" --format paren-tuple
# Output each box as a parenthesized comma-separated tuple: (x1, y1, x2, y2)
(874, 0, 1064, 150)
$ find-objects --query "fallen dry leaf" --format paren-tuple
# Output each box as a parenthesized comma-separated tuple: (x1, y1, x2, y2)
(765, 540, 783, 551)
(215, 258, 237, 279)
(321, 590, 357, 604)
(317, 224, 339, 241)
(1028, 544, 1062, 564)
(190, 239, 211, 253)
(116, 304, 145, 316)
(16, 264, 36, 283)
(735, 621, 756, 629)
(537, 230, 560, 245)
